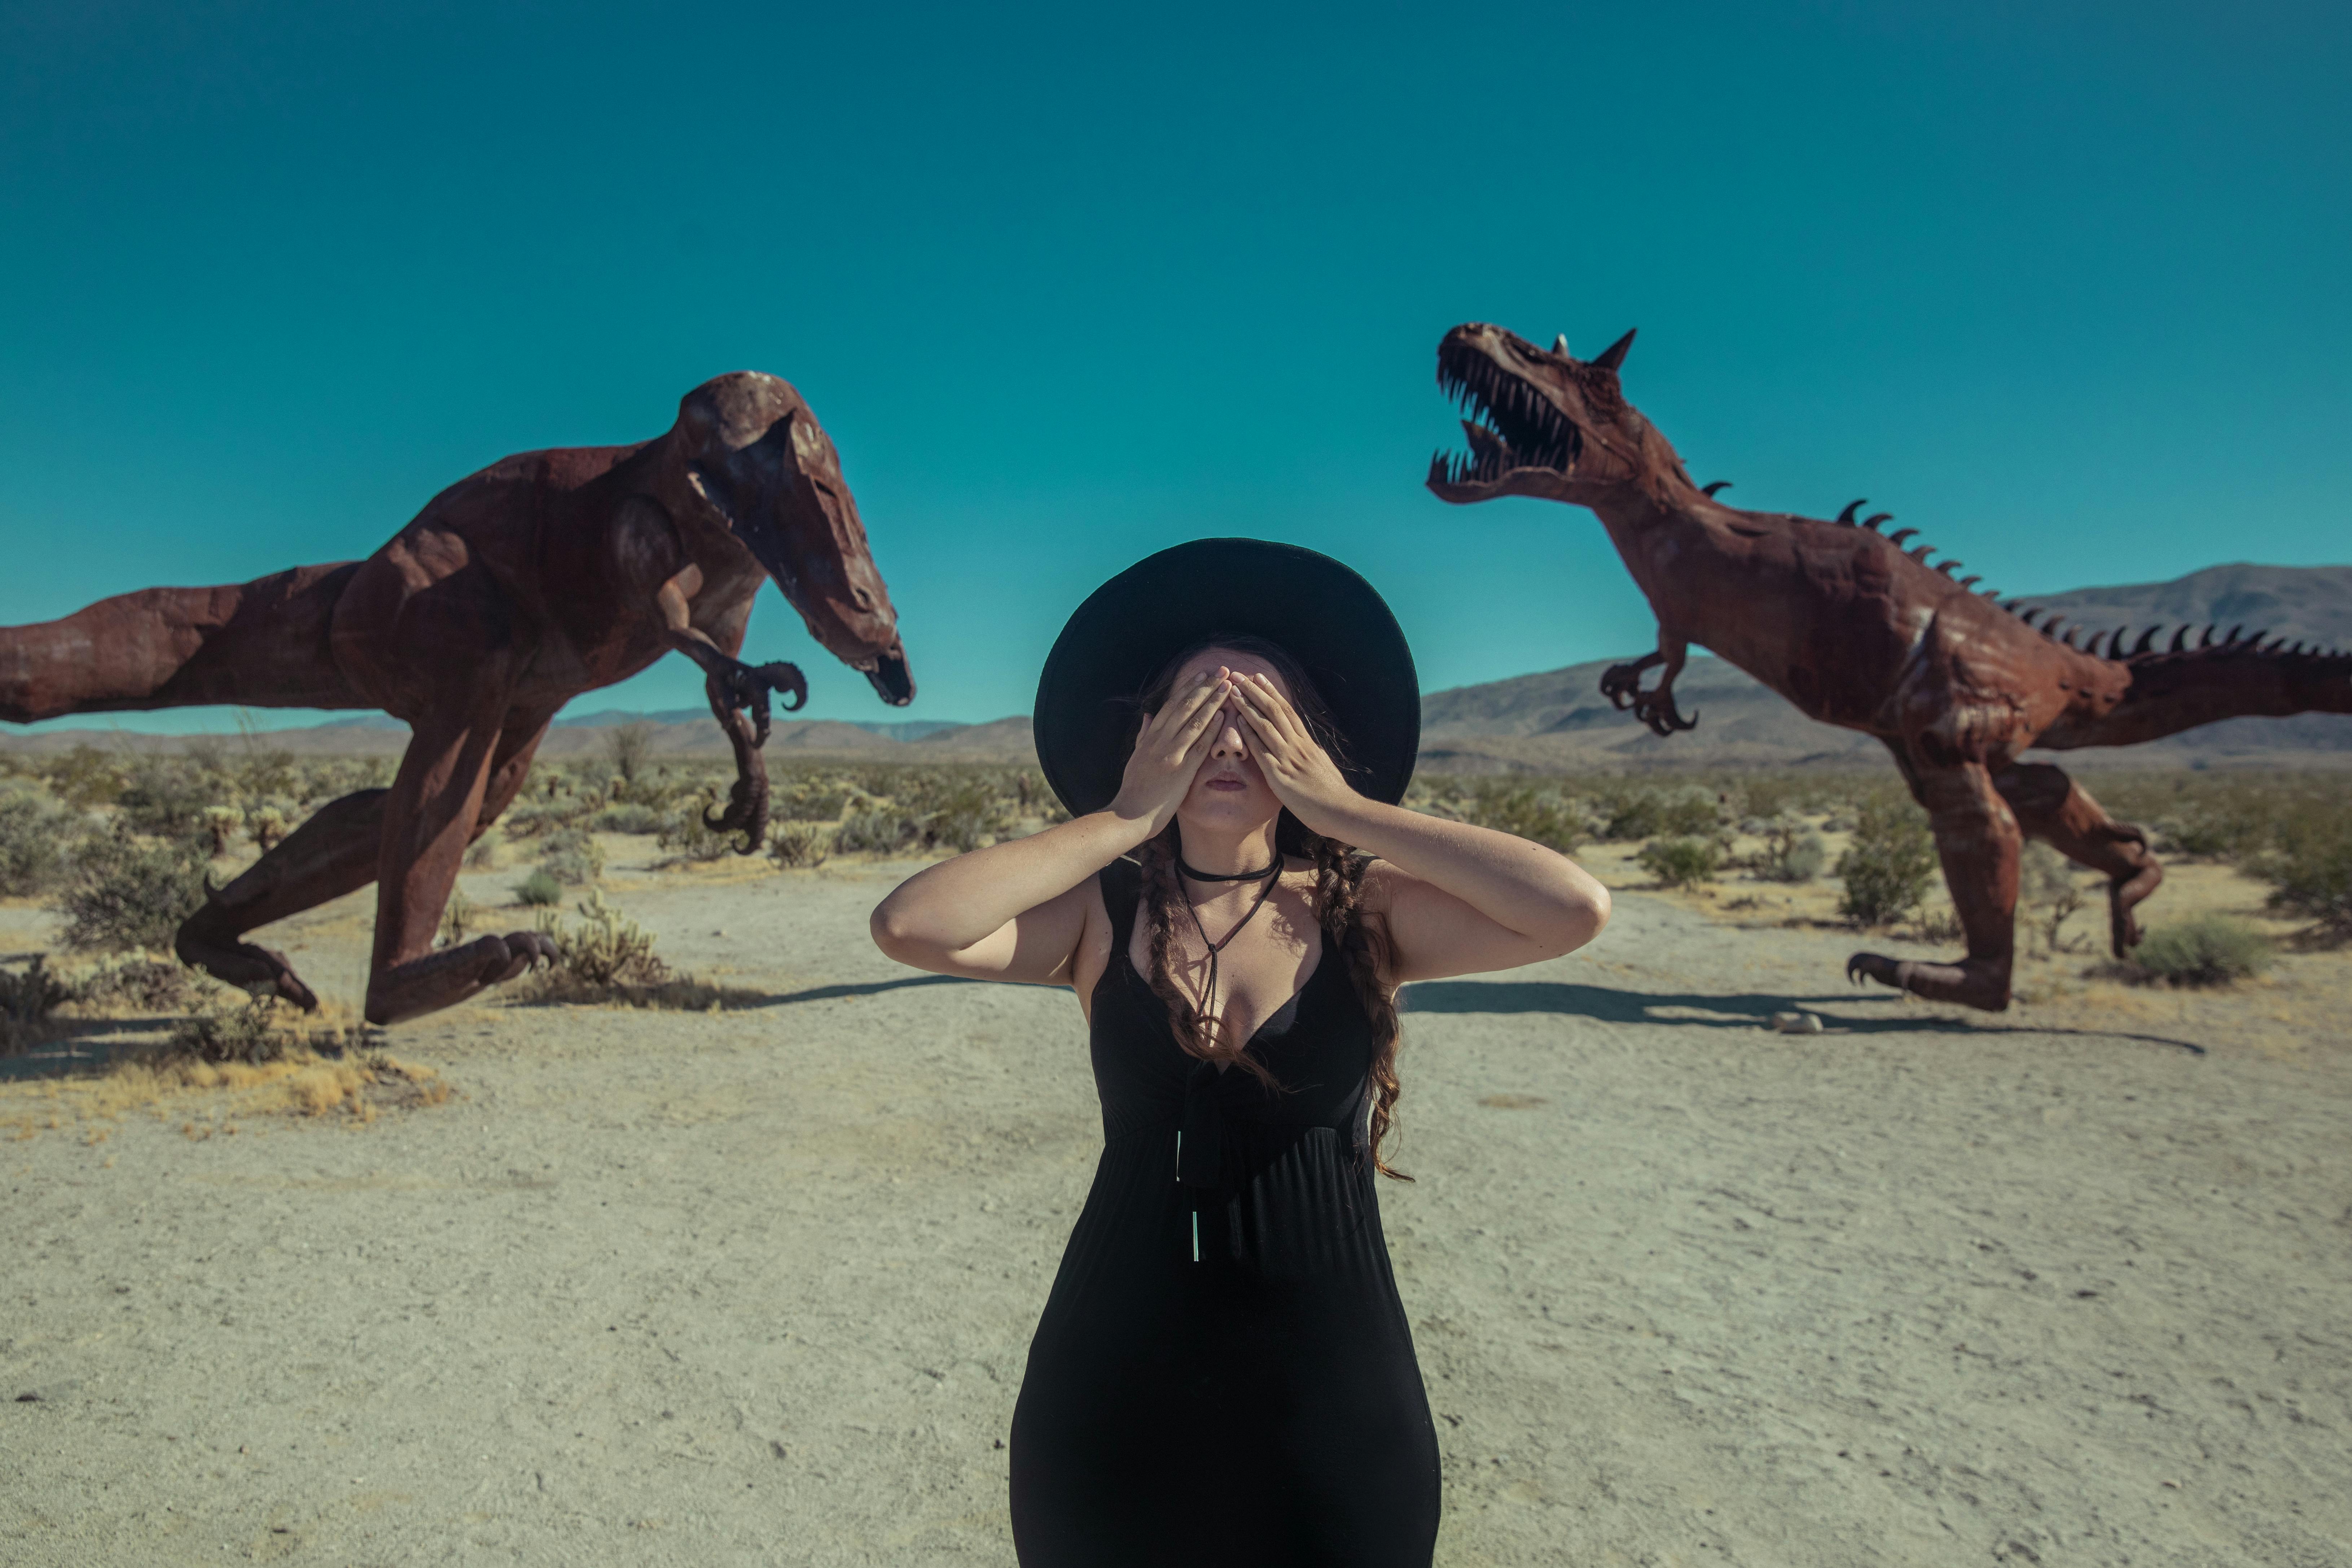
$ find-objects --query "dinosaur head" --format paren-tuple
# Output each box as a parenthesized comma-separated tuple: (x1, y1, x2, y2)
(672, 372, 914, 706)
(1427, 323, 1686, 507)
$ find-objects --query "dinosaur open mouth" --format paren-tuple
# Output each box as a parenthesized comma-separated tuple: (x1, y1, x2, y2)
(1430, 346, 1582, 489)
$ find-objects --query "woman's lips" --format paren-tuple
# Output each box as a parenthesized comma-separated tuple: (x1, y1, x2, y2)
(1205, 778, 1247, 792)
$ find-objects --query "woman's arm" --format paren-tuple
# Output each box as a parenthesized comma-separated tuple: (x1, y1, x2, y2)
(869, 670, 1236, 985)
(1229, 672, 1610, 983)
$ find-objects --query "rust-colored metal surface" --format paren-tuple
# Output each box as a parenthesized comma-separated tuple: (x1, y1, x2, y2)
(1429, 323, 2352, 1011)
(0, 372, 913, 1024)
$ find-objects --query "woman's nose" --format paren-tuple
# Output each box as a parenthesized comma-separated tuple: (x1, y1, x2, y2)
(1209, 711, 1249, 757)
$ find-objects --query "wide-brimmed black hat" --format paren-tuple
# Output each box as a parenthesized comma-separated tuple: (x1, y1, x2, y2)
(1034, 538, 1420, 818)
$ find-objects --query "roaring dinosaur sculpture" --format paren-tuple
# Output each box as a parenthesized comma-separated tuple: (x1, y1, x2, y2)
(0, 372, 913, 1024)
(1426, 322, 2352, 1011)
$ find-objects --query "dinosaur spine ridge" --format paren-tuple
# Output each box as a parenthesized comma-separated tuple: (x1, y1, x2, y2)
(2008, 617, 2352, 668)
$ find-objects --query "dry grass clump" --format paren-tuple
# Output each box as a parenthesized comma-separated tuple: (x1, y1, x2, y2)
(3, 994, 448, 1141)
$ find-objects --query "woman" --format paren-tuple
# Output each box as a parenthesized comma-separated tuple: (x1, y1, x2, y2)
(870, 539, 1611, 1566)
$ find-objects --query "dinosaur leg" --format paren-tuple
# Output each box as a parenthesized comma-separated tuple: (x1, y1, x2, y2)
(1993, 762, 2163, 958)
(1599, 633, 1698, 737)
(175, 790, 387, 1009)
(361, 700, 560, 1027)
(1847, 760, 2020, 1011)
(0, 563, 365, 723)
(170, 714, 555, 1010)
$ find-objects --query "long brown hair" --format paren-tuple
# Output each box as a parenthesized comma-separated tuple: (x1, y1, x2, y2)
(1127, 635, 1410, 1180)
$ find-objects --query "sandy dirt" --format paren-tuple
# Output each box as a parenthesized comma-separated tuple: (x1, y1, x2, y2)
(3, 838, 2348, 1567)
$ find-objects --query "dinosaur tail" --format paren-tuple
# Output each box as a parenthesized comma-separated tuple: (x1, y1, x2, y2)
(2034, 623, 2352, 750)
(0, 563, 366, 725)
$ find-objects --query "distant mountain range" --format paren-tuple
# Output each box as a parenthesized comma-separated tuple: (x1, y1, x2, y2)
(5, 563, 2345, 772)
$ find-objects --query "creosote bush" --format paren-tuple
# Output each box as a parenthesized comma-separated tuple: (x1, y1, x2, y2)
(2124, 915, 2274, 988)
(1637, 836, 1722, 888)
(512, 868, 563, 906)
(54, 829, 212, 952)
(1835, 798, 1939, 928)
(1749, 815, 1826, 883)
(0, 788, 74, 896)
(536, 825, 605, 885)
(2250, 805, 2352, 940)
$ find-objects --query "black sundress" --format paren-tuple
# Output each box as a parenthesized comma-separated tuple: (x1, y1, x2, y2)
(1008, 857, 1442, 1566)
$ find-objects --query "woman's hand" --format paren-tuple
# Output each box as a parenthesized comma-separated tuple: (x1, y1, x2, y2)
(1107, 671, 1232, 837)
(1229, 670, 1362, 835)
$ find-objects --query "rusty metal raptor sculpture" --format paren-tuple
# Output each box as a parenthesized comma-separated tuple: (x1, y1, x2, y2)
(0, 372, 913, 1025)
(1428, 322, 2352, 1011)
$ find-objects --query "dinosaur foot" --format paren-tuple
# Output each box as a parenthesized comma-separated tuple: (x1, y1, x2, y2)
(1846, 952, 2012, 1013)
(364, 930, 558, 1027)
(1599, 659, 1698, 737)
(175, 914, 320, 1011)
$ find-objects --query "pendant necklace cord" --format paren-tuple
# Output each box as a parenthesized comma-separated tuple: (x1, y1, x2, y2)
(1180, 861, 1283, 1050)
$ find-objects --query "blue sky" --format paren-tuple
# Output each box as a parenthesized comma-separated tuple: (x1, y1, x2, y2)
(2, 1, 2345, 733)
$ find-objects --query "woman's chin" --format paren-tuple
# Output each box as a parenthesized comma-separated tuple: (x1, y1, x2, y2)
(1178, 794, 1278, 835)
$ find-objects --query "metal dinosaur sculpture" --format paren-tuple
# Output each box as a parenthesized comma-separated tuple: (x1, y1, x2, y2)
(0, 371, 913, 1025)
(1427, 322, 2352, 1011)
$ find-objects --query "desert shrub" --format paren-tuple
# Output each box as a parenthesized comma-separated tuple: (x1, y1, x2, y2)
(200, 805, 244, 856)
(606, 722, 655, 787)
(1836, 799, 1939, 927)
(2250, 803, 2352, 938)
(535, 891, 669, 988)
(247, 804, 293, 852)
(1596, 784, 1722, 843)
(780, 778, 855, 821)
(656, 800, 742, 862)
(114, 757, 216, 839)
(70, 954, 202, 1011)
(1750, 815, 1826, 883)
(513, 868, 564, 906)
(0, 954, 70, 1028)
(2125, 915, 2274, 987)
(594, 802, 667, 835)
(439, 890, 477, 948)
(2020, 841, 2089, 953)
(536, 826, 605, 885)
(1461, 783, 1587, 853)
(53, 830, 211, 952)
(0, 789, 74, 895)
(43, 744, 126, 809)
(836, 808, 923, 856)
(162, 998, 370, 1065)
(918, 778, 1010, 852)
(503, 798, 590, 840)
(1637, 836, 1722, 888)
(464, 828, 504, 869)
(769, 822, 833, 869)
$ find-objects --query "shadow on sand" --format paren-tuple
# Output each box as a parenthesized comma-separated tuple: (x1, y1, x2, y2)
(763, 974, 987, 1007)
(1401, 979, 2207, 1055)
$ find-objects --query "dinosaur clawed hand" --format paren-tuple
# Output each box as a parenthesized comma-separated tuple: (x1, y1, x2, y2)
(1600, 658, 1699, 737)
(704, 656, 808, 747)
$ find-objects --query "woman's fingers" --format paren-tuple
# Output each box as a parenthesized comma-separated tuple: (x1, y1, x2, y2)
(1155, 675, 1229, 752)
(1230, 677, 1304, 759)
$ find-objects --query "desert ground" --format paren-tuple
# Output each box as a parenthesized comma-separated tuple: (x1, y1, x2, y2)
(3, 833, 2348, 1567)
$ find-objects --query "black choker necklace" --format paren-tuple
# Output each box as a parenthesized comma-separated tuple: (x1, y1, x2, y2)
(1178, 854, 1281, 883)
